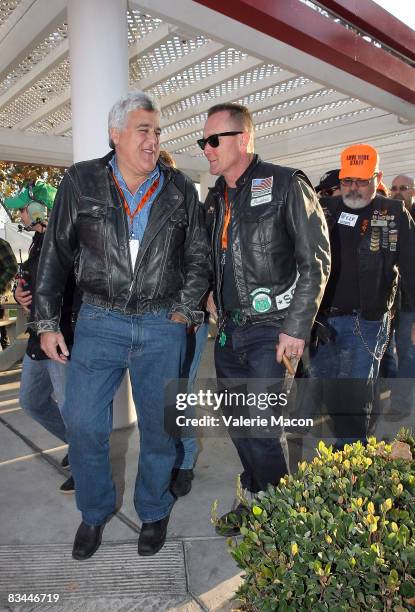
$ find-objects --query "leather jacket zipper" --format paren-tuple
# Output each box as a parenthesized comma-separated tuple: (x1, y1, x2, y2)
(215, 193, 225, 320)
(129, 175, 171, 301)
(108, 167, 134, 282)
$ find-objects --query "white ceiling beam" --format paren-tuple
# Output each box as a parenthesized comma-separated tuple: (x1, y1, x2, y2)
(160, 55, 263, 108)
(170, 152, 206, 172)
(284, 143, 415, 175)
(0, 0, 66, 81)
(278, 130, 415, 168)
(162, 87, 343, 143)
(0, 127, 72, 166)
(131, 0, 415, 122)
(0, 0, 36, 45)
(260, 112, 410, 163)
(53, 119, 72, 136)
(255, 100, 370, 141)
(128, 22, 174, 62)
(139, 40, 223, 91)
(161, 69, 296, 133)
(0, 39, 69, 109)
(15, 87, 70, 131)
(5, 24, 184, 136)
(166, 99, 370, 153)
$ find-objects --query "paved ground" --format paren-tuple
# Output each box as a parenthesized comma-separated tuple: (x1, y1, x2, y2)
(0, 338, 409, 611)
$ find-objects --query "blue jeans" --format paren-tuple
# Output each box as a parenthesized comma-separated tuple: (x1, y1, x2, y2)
(214, 320, 288, 494)
(174, 321, 209, 469)
(19, 353, 67, 443)
(379, 329, 398, 379)
(309, 313, 389, 444)
(393, 310, 415, 415)
(62, 304, 187, 525)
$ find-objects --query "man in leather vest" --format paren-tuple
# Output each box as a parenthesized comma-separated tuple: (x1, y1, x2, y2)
(200, 103, 330, 535)
(35, 91, 210, 559)
(310, 144, 415, 446)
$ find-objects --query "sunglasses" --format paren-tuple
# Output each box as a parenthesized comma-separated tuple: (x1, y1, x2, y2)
(320, 187, 339, 197)
(391, 185, 411, 192)
(197, 131, 243, 151)
(340, 175, 378, 187)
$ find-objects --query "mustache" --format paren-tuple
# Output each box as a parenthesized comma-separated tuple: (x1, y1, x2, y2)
(344, 190, 362, 201)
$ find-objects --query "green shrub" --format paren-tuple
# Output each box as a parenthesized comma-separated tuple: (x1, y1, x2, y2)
(227, 438, 415, 611)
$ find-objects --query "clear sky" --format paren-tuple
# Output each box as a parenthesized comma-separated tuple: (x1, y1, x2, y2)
(373, 0, 415, 30)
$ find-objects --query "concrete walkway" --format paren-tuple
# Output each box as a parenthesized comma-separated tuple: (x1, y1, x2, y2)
(0, 339, 407, 611)
(0, 340, 249, 612)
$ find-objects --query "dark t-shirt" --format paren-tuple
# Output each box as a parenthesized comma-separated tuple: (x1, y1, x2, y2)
(221, 187, 240, 311)
(322, 202, 373, 312)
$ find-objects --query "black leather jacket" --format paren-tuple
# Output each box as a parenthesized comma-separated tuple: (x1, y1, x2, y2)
(320, 194, 415, 318)
(35, 152, 211, 330)
(206, 155, 330, 339)
(19, 232, 80, 360)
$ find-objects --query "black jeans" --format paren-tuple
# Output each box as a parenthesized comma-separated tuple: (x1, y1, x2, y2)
(214, 320, 288, 493)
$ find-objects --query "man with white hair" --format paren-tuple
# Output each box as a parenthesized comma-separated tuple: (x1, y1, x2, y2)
(35, 91, 210, 559)
(311, 144, 415, 445)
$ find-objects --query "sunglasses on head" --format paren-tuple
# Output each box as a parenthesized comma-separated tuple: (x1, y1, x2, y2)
(197, 131, 243, 151)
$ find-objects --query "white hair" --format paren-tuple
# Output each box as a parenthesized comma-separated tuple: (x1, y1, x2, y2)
(108, 91, 160, 148)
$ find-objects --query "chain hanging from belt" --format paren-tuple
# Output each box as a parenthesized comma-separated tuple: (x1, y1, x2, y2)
(353, 310, 392, 361)
(111, 171, 159, 234)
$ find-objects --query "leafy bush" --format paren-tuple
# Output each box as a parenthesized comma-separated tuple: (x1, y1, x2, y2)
(228, 438, 415, 611)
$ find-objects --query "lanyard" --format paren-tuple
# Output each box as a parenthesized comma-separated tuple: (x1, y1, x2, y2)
(112, 171, 159, 227)
(221, 187, 231, 250)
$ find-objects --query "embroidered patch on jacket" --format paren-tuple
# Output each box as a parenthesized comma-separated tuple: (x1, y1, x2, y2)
(250, 177, 273, 206)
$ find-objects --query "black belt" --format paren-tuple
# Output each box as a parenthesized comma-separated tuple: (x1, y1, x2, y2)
(225, 309, 250, 326)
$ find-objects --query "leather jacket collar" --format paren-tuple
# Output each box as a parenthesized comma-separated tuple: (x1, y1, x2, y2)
(210, 154, 260, 196)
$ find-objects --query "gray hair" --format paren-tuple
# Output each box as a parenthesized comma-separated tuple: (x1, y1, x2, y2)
(108, 91, 161, 148)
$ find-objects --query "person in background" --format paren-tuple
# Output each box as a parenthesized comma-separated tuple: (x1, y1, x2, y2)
(3, 181, 78, 492)
(0, 237, 18, 350)
(388, 174, 415, 421)
(159, 149, 209, 497)
(391, 174, 414, 214)
(314, 169, 341, 198)
(311, 145, 415, 446)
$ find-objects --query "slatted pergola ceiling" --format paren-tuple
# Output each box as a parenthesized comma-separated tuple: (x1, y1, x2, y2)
(0, 0, 414, 185)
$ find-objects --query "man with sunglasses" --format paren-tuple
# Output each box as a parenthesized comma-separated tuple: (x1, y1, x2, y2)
(310, 144, 415, 446)
(314, 169, 341, 198)
(200, 103, 330, 535)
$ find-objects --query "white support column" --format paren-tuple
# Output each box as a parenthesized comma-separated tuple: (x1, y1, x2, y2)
(199, 171, 215, 202)
(68, 0, 129, 161)
(68, 0, 136, 428)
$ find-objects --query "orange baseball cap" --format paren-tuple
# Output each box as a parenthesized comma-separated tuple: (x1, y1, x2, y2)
(339, 144, 379, 180)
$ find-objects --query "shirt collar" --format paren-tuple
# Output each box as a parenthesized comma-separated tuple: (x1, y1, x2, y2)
(109, 154, 160, 186)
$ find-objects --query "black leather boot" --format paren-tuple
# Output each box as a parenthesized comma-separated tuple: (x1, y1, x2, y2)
(72, 521, 106, 560)
(137, 515, 170, 556)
